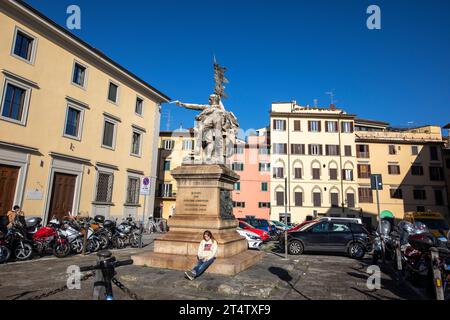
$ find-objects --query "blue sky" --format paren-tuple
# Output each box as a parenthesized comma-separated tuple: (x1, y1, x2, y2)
(25, 0, 450, 132)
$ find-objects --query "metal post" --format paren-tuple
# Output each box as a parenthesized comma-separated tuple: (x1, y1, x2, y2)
(140, 194, 147, 249)
(375, 175, 385, 263)
(82, 220, 88, 255)
(284, 177, 288, 260)
(431, 248, 444, 300)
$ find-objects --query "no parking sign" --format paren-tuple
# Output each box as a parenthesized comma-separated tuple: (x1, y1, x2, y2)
(140, 176, 151, 195)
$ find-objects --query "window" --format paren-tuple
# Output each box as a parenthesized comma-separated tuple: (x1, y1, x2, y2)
(135, 97, 143, 115)
(341, 122, 354, 133)
(388, 145, 397, 155)
(344, 146, 352, 157)
(108, 82, 119, 103)
(388, 165, 401, 175)
(312, 168, 321, 180)
(329, 168, 338, 180)
(159, 184, 173, 197)
(64, 106, 83, 139)
(356, 145, 370, 158)
(233, 202, 246, 208)
(12, 29, 35, 62)
(273, 167, 284, 179)
(309, 144, 323, 156)
(259, 162, 270, 172)
(234, 146, 244, 154)
(1, 82, 30, 124)
(126, 177, 140, 205)
(258, 202, 271, 208)
(435, 189, 444, 206)
(131, 131, 142, 156)
(390, 188, 403, 199)
(276, 192, 284, 206)
(417, 206, 426, 212)
(102, 119, 117, 149)
(273, 119, 286, 131)
(313, 192, 322, 207)
(429, 167, 444, 181)
(343, 169, 354, 181)
(234, 182, 241, 191)
(273, 143, 287, 154)
(259, 147, 270, 155)
(163, 160, 171, 171)
(182, 140, 194, 151)
(72, 62, 87, 87)
(358, 188, 373, 203)
(311, 222, 328, 233)
(413, 189, 427, 200)
(357, 164, 371, 179)
(325, 145, 340, 156)
(162, 140, 174, 150)
(294, 192, 303, 207)
(411, 146, 419, 155)
(411, 165, 424, 176)
(293, 120, 301, 131)
(261, 182, 268, 192)
(232, 162, 244, 171)
(330, 193, 339, 207)
(308, 120, 321, 132)
(291, 144, 305, 155)
(95, 172, 114, 203)
(346, 193, 355, 208)
(325, 121, 338, 133)
(429, 146, 439, 161)
(294, 167, 302, 179)
(330, 223, 351, 232)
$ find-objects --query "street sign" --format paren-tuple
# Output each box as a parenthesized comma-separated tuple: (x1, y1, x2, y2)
(370, 174, 383, 190)
(140, 176, 151, 195)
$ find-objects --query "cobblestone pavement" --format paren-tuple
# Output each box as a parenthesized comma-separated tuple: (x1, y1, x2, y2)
(0, 236, 423, 300)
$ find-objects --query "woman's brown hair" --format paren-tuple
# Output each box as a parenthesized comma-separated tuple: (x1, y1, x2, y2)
(203, 230, 215, 242)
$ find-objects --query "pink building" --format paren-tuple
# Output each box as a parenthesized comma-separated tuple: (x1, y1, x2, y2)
(229, 128, 271, 219)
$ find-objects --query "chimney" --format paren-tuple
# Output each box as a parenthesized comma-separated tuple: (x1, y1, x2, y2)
(330, 104, 336, 110)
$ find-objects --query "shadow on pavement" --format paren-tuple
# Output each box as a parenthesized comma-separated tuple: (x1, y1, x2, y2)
(268, 266, 311, 300)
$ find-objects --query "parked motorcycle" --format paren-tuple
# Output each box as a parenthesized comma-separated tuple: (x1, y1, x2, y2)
(118, 216, 141, 248)
(32, 218, 71, 258)
(61, 220, 84, 254)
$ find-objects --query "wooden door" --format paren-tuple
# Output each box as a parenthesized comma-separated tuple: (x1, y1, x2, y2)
(48, 173, 76, 221)
(0, 165, 20, 216)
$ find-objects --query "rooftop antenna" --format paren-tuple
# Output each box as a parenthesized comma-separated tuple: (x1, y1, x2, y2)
(313, 99, 318, 108)
(326, 90, 336, 110)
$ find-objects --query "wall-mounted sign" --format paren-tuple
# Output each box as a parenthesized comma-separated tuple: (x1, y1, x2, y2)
(26, 190, 43, 200)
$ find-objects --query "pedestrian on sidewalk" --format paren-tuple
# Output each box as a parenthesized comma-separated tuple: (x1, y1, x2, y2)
(185, 230, 218, 280)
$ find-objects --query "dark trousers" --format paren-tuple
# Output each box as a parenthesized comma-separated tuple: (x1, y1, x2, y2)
(192, 257, 216, 277)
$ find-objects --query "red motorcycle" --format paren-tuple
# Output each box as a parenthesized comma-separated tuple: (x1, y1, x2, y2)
(32, 219, 71, 258)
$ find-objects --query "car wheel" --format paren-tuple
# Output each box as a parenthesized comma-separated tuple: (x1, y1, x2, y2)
(349, 242, 365, 259)
(288, 240, 304, 255)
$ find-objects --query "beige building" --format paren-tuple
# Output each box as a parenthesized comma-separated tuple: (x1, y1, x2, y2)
(355, 122, 449, 224)
(270, 102, 360, 224)
(0, 0, 170, 223)
(154, 129, 195, 219)
(269, 101, 449, 226)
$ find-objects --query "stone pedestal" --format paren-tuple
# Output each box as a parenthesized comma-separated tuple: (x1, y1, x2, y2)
(132, 164, 263, 276)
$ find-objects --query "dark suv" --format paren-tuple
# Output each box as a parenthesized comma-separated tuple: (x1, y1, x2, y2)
(279, 220, 372, 259)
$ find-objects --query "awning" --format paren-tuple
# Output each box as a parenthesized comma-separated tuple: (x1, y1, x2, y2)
(381, 210, 395, 219)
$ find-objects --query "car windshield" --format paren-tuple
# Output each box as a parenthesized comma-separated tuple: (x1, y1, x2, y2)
(240, 221, 253, 229)
(250, 219, 269, 227)
(299, 221, 318, 232)
(415, 219, 449, 230)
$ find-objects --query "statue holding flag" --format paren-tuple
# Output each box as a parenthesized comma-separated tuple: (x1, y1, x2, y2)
(174, 60, 239, 164)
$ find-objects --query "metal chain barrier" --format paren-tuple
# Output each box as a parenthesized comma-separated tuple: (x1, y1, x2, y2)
(25, 272, 95, 300)
(111, 277, 142, 300)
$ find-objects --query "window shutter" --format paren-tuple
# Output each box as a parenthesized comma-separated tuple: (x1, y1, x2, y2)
(319, 145, 323, 155)
(308, 145, 312, 155)
(308, 121, 311, 132)
(318, 121, 322, 132)
(350, 122, 354, 133)
(325, 121, 329, 132)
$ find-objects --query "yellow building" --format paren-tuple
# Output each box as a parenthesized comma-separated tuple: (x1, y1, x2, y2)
(355, 122, 449, 223)
(0, 0, 170, 223)
(269, 101, 449, 226)
(154, 129, 195, 219)
(270, 102, 360, 224)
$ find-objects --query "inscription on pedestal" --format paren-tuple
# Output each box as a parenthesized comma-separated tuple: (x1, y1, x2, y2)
(184, 191, 209, 213)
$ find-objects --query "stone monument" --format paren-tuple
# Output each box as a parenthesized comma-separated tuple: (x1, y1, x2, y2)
(132, 61, 263, 275)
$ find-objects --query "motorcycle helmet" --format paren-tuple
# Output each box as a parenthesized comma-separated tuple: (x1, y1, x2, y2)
(0, 216, 9, 227)
(94, 215, 105, 224)
(413, 221, 428, 234)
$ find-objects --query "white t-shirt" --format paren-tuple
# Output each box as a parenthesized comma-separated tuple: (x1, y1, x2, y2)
(198, 239, 218, 261)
